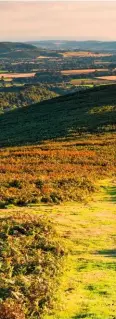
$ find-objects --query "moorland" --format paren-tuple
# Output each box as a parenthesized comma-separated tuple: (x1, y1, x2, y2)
(0, 41, 116, 319)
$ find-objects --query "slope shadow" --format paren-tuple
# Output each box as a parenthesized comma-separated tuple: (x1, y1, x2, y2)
(0, 84, 116, 147)
(96, 249, 116, 258)
(72, 315, 88, 319)
(102, 186, 116, 202)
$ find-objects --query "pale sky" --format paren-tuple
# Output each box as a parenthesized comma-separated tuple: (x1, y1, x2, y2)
(0, 1, 116, 41)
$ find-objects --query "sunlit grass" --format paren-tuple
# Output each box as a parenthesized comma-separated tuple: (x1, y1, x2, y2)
(43, 181, 116, 319)
(0, 179, 115, 319)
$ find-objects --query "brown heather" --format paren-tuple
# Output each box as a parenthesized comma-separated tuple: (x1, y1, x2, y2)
(0, 133, 115, 207)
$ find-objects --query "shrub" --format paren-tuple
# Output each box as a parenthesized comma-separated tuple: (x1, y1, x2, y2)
(0, 300, 25, 319)
(0, 201, 7, 209)
(0, 213, 64, 319)
(8, 180, 22, 189)
(0, 133, 115, 206)
(41, 196, 51, 203)
(50, 192, 63, 204)
(35, 179, 44, 190)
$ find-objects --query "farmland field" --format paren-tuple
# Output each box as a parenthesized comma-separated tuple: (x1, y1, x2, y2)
(63, 51, 112, 58)
(0, 72, 35, 78)
(70, 79, 110, 85)
(97, 75, 116, 81)
(61, 69, 108, 75)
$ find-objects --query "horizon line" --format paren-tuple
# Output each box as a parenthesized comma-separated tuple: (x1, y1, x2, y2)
(1, 39, 116, 42)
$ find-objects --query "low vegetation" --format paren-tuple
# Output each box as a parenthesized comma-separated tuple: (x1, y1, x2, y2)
(0, 132, 115, 207)
(0, 85, 115, 207)
(0, 41, 116, 319)
(0, 212, 64, 319)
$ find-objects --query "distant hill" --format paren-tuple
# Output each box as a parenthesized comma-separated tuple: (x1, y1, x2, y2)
(0, 41, 36, 52)
(0, 42, 61, 59)
(0, 84, 116, 147)
(0, 42, 42, 59)
(28, 40, 116, 51)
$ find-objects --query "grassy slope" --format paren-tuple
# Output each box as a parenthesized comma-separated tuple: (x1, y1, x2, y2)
(46, 180, 116, 319)
(0, 85, 57, 113)
(0, 133, 115, 206)
(1, 179, 116, 319)
(0, 84, 115, 206)
(50, 180, 116, 319)
(0, 84, 116, 147)
(0, 84, 116, 318)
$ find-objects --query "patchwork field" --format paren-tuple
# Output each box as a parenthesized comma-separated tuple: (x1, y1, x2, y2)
(0, 72, 35, 79)
(97, 75, 116, 81)
(62, 51, 112, 58)
(61, 69, 108, 75)
(70, 79, 110, 85)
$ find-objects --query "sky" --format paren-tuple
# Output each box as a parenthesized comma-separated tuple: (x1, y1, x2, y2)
(0, 1, 116, 41)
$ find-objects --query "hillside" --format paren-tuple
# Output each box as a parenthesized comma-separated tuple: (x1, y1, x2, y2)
(0, 85, 57, 113)
(0, 41, 61, 59)
(0, 41, 41, 59)
(0, 42, 36, 53)
(0, 84, 116, 147)
(0, 42, 37, 57)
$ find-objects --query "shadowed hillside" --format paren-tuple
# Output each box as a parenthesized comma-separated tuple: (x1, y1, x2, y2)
(0, 85, 57, 113)
(0, 84, 116, 147)
(0, 41, 61, 59)
(0, 42, 36, 53)
(0, 42, 37, 58)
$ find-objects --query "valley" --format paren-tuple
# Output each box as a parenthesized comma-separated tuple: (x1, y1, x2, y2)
(1, 41, 116, 113)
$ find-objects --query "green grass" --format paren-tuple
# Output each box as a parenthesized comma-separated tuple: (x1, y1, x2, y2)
(74, 84, 94, 88)
(0, 71, 8, 73)
(1, 179, 115, 319)
(43, 179, 116, 319)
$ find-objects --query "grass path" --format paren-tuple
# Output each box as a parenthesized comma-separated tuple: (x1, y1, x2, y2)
(44, 179, 116, 319)
(0, 179, 116, 319)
